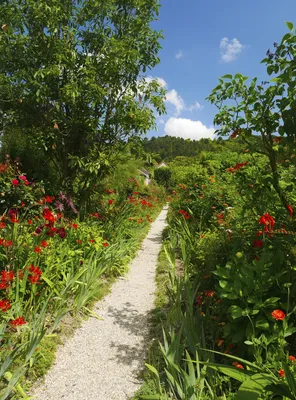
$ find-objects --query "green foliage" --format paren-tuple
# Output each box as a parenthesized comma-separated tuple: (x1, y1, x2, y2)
(154, 167, 173, 188)
(0, 160, 165, 397)
(0, 0, 165, 206)
(141, 23, 296, 398)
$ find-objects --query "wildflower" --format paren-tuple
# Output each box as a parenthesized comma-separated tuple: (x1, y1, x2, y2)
(0, 164, 7, 173)
(71, 223, 78, 229)
(0, 299, 11, 311)
(103, 242, 109, 247)
(1, 270, 14, 282)
(287, 205, 294, 219)
(77, 239, 82, 244)
(204, 290, 216, 297)
(253, 239, 263, 248)
(196, 295, 203, 306)
(289, 355, 296, 362)
(34, 246, 42, 253)
(278, 369, 285, 378)
(108, 199, 114, 205)
(40, 240, 48, 248)
(0, 222, 6, 229)
(56, 227, 66, 239)
(259, 213, 275, 233)
(216, 339, 224, 347)
(11, 179, 19, 186)
(236, 364, 244, 369)
(19, 175, 27, 181)
(271, 309, 286, 321)
(28, 264, 42, 284)
(10, 316, 26, 327)
(89, 239, 95, 243)
(43, 208, 55, 223)
(45, 195, 55, 203)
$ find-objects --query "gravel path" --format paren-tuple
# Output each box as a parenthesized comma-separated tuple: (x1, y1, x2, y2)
(32, 205, 168, 400)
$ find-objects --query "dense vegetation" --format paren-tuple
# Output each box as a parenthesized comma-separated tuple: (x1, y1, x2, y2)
(138, 22, 296, 400)
(2, 0, 296, 398)
(142, 135, 234, 161)
(0, 0, 167, 397)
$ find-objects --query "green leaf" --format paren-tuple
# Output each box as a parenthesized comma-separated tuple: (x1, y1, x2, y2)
(255, 318, 269, 330)
(228, 305, 243, 319)
(235, 373, 278, 400)
(222, 74, 233, 79)
(286, 21, 294, 31)
(219, 280, 228, 288)
(204, 363, 252, 383)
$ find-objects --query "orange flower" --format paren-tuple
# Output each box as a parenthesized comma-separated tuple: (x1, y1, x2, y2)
(204, 290, 216, 297)
(271, 309, 286, 321)
(278, 369, 285, 378)
(289, 355, 296, 362)
(259, 213, 275, 233)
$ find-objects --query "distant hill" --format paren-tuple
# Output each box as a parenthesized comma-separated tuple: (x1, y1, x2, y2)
(142, 135, 243, 161)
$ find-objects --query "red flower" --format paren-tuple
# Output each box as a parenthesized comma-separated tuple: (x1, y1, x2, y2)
(232, 362, 244, 369)
(28, 264, 42, 284)
(89, 239, 95, 243)
(43, 208, 55, 223)
(10, 316, 26, 327)
(259, 213, 275, 233)
(0, 222, 6, 229)
(103, 242, 109, 247)
(271, 309, 286, 321)
(19, 175, 26, 181)
(0, 299, 11, 311)
(41, 240, 48, 248)
(204, 290, 216, 297)
(1, 270, 14, 282)
(289, 355, 296, 362)
(77, 239, 82, 244)
(0, 164, 7, 173)
(11, 179, 19, 186)
(278, 369, 285, 378)
(108, 199, 114, 205)
(34, 246, 42, 253)
(287, 205, 294, 219)
(45, 196, 55, 203)
(71, 223, 78, 229)
(253, 239, 263, 248)
(196, 295, 203, 306)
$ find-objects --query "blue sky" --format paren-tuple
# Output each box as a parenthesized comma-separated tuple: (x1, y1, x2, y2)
(147, 0, 296, 139)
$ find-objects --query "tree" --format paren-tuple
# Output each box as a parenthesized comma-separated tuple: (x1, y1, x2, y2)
(0, 0, 165, 212)
(154, 166, 172, 188)
(207, 22, 296, 214)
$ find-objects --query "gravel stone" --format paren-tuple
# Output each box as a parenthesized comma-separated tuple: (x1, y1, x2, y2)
(32, 205, 168, 400)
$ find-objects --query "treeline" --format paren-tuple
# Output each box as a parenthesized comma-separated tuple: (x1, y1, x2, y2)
(142, 135, 246, 161)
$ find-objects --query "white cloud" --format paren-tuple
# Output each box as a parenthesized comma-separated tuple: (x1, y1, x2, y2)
(175, 50, 184, 60)
(189, 101, 203, 112)
(144, 76, 203, 117)
(165, 117, 215, 140)
(165, 89, 185, 116)
(144, 76, 167, 88)
(220, 37, 244, 63)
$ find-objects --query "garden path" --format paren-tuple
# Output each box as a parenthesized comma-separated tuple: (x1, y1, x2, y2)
(32, 205, 168, 400)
